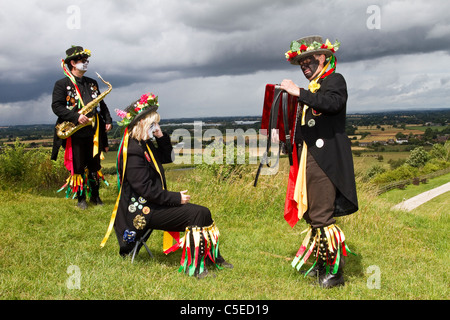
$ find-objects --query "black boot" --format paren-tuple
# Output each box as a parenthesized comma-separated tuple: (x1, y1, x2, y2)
(194, 231, 215, 279)
(205, 249, 233, 270)
(301, 260, 325, 278)
(318, 253, 345, 288)
(77, 191, 88, 210)
(89, 173, 103, 206)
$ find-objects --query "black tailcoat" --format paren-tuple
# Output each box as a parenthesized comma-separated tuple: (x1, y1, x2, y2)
(50, 75, 112, 160)
(295, 72, 358, 217)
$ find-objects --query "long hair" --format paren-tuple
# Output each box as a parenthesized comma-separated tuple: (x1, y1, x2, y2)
(130, 111, 160, 141)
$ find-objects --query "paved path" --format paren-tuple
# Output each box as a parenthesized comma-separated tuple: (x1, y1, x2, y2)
(392, 182, 450, 211)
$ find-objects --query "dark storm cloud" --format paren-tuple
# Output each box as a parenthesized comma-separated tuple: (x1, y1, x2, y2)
(0, 0, 449, 125)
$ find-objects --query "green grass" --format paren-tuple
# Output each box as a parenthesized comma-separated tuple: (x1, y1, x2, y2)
(0, 158, 448, 300)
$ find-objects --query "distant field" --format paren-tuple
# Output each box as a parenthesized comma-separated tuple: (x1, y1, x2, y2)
(355, 125, 424, 143)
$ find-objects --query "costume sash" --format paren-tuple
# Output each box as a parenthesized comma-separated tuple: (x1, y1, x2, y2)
(100, 128, 129, 248)
(61, 59, 84, 108)
(64, 137, 74, 175)
(284, 145, 299, 227)
(93, 114, 100, 157)
(144, 143, 181, 253)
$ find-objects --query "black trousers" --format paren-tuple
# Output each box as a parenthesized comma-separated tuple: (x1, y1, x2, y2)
(148, 203, 214, 232)
(299, 146, 336, 228)
(115, 202, 214, 256)
(71, 136, 101, 175)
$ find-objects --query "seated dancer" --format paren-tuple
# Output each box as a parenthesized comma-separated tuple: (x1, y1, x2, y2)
(279, 36, 358, 288)
(100, 93, 232, 278)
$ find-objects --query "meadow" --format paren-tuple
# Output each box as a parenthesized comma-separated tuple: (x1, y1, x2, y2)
(0, 145, 448, 302)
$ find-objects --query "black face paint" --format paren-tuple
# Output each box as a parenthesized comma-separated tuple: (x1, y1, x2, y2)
(299, 56, 320, 79)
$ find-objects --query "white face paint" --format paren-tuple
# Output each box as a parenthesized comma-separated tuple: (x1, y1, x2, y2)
(75, 61, 89, 71)
(147, 123, 157, 139)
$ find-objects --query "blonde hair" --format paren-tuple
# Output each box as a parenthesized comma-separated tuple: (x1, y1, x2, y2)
(130, 111, 160, 141)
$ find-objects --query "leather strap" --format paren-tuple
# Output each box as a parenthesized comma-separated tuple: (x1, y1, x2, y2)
(254, 88, 284, 187)
(281, 91, 293, 166)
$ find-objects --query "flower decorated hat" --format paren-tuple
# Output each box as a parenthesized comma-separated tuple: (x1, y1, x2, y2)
(115, 93, 159, 129)
(285, 35, 340, 65)
(64, 45, 91, 65)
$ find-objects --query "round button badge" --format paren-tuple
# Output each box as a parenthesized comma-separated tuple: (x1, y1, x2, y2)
(316, 139, 324, 148)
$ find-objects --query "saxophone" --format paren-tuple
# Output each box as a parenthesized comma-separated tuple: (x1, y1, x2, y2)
(56, 72, 112, 139)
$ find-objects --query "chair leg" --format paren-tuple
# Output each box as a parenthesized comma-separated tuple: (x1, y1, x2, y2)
(142, 242, 154, 259)
(130, 229, 154, 263)
(131, 243, 139, 263)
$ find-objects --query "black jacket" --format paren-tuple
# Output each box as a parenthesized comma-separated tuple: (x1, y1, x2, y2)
(113, 133, 181, 253)
(51, 75, 112, 160)
(295, 72, 358, 217)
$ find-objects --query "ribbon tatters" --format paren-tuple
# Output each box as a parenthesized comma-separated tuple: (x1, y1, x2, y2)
(57, 173, 85, 199)
(178, 222, 221, 276)
(58, 168, 109, 199)
(61, 59, 84, 109)
(291, 224, 355, 276)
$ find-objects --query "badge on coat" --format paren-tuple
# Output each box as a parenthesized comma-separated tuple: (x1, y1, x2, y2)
(133, 214, 146, 230)
(123, 229, 137, 244)
(316, 139, 324, 148)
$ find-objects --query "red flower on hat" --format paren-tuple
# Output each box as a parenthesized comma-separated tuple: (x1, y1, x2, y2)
(300, 44, 308, 52)
(288, 51, 298, 59)
(139, 93, 149, 105)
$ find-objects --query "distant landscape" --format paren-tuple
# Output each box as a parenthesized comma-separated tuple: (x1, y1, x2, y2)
(1, 109, 449, 153)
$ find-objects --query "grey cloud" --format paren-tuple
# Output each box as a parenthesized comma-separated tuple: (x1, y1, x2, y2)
(1, 0, 450, 125)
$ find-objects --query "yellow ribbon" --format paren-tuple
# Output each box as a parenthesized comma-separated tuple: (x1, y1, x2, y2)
(146, 144, 164, 186)
(293, 141, 308, 219)
(145, 144, 176, 252)
(93, 114, 99, 157)
(100, 131, 129, 248)
(294, 59, 331, 219)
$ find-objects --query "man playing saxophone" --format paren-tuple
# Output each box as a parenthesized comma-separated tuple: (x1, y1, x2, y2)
(51, 46, 113, 209)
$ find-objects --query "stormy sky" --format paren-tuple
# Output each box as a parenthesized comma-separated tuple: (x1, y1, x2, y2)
(0, 0, 449, 126)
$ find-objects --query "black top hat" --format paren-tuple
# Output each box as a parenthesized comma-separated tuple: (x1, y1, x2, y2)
(285, 35, 340, 65)
(64, 45, 91, 65)
(116, 93, 159, 129)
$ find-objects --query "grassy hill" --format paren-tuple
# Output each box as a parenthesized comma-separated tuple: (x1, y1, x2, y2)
(0, 155, 448, 300)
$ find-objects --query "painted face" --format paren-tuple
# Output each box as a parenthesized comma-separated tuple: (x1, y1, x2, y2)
(74, 58, 89, 71)
(299, 56, 320, 80)
(75, 61, 89, 71)
(147, 123, 157, 139)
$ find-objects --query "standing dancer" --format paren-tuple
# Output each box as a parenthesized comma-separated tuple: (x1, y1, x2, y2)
(51, 46, 112, 209)
(280, 36, 358, 288)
